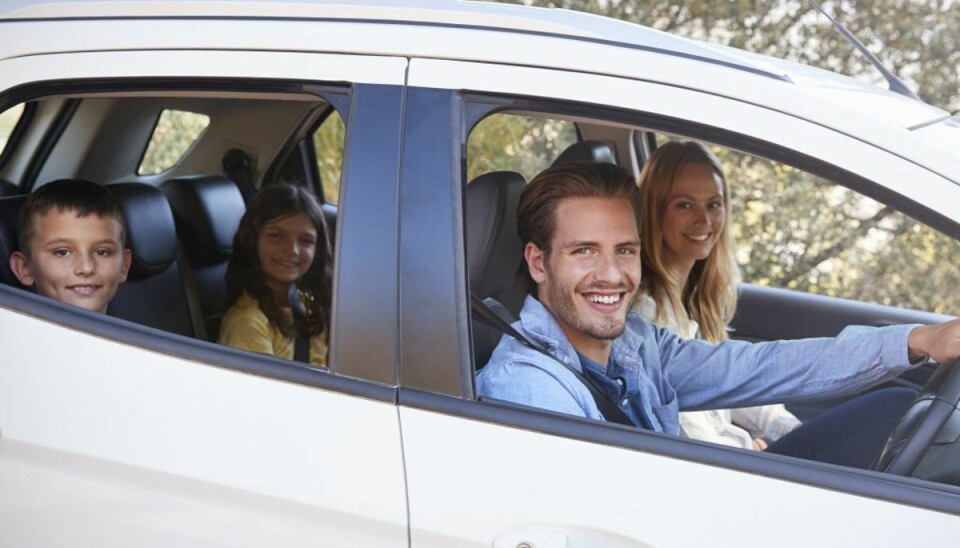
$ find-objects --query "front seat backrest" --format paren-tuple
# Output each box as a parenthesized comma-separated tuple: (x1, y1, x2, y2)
(465, 170, 526, 368)
(162, 175, 245, 340)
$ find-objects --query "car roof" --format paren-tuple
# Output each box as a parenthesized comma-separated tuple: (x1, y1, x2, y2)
(1, 0, 955, 180)
(1, 0, 946, 117)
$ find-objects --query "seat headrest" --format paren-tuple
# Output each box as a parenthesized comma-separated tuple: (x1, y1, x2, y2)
(109, 182, 178, 280)
(0, 179, 21, 197)
(0, 194, 27, 288)
(162, 175, 245, 266)
(466, 171, 525, 298)
(553, 140, 616, 166)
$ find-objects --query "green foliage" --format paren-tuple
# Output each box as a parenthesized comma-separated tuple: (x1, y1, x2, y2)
(495, 1, 960, 313)
(313, 111, 345, 204)
(139, 110, 210, 175)
(0, 103, 24, 152)
(468, 114, 577, 182)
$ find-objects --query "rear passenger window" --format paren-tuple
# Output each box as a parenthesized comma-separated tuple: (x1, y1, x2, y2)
(0, 103, 24, 154)
(467, 113, 577, 181)
(314, 110, 345, 204)
(138, 109, 210, 175)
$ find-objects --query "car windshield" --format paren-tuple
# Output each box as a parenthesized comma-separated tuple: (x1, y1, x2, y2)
(913, 116, 960, 162)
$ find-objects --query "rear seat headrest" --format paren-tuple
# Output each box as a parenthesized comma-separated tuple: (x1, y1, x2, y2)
(162, 175, 245, 266)
(466, 171, 526, 298)
(552, 140, 616, 166)
(109, 182, 177, 280)
(0, 194, 27, 288)
(0, 179, 21, 197)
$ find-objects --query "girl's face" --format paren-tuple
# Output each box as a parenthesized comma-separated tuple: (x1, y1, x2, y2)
(660, 162, 725, 274)
(257, 212, 318, 297)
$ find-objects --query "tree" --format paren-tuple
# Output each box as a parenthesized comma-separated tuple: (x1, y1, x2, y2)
(485, 0, 960, 313)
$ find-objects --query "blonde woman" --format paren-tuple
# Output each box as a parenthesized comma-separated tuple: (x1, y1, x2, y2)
(637, 140, 914, 467)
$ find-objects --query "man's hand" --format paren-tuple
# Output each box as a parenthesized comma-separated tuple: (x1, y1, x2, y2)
(908, 319, 960, 364)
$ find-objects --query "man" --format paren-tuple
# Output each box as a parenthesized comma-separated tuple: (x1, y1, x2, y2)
(477, 162, 960, 462)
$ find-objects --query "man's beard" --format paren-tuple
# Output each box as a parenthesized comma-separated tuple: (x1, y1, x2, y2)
(545, 277, 630, 341)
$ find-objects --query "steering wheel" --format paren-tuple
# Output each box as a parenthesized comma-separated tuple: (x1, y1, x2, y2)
(873, 359, 960, 484)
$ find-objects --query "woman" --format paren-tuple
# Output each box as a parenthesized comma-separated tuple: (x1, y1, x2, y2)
(637, 140, 914, 467)
(220, 183, 332, 366)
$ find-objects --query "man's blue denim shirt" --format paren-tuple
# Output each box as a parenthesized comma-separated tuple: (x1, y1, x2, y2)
(476, 296, 917, 435)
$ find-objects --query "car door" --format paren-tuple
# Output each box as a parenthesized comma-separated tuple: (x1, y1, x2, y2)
(397, 56, 960, 546)
(0, 24, 410, 547)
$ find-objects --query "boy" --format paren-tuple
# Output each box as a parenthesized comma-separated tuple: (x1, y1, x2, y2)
(9, 179, 131, 314)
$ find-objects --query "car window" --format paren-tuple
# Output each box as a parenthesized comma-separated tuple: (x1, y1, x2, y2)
(313, 110, 345, 204)
(0, 102, 24, 154)
(707, 143, 960, 314)
(467, 113, 577, 182)
(138, 109, 210, 175)
(0, 87, 361, 377)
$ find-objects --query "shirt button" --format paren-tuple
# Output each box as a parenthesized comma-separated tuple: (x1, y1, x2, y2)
(620, 398, 629, 407)
(616, 378, 625, 386)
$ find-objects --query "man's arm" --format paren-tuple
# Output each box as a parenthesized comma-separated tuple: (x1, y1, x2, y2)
(657, 322, 918, 411)
(477, 357, 603, 421)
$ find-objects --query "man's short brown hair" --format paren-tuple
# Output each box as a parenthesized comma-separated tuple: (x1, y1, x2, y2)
(517, 161, 641, 254)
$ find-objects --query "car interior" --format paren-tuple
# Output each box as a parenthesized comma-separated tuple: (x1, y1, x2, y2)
(2, 85, 959, 485)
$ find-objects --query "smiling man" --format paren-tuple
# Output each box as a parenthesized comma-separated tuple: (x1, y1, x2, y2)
(476, 161, 960, 456)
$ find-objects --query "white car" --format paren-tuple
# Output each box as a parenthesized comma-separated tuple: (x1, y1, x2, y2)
(1, 1, 958, 546)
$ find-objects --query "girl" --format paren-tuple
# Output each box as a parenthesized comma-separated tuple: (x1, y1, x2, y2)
(637, 140, 914, 467)
(220, 183, 332, 366)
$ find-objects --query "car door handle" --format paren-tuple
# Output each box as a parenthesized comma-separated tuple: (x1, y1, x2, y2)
(494, 525, 652, 548)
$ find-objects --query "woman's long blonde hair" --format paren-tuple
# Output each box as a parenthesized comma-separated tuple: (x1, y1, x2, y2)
(638, 140, 739, 342)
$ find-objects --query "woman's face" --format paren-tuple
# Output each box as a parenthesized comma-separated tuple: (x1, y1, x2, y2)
(257, 212, 318, 296)
(660, 162, 725, 274)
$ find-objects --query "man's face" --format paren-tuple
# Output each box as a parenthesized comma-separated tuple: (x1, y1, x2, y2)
(526, 197, 641, 353)
(10, 209, 131, 313)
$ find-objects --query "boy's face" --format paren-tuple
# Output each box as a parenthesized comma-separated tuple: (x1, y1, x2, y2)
(10, 209, 132, 313)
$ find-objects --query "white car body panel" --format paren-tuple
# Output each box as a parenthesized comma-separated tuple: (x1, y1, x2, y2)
(0, 309, 408, 546)
(401, 407, 960, 547)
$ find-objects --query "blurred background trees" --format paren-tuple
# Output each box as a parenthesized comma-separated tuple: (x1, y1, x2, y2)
(480, 0, 960, 313)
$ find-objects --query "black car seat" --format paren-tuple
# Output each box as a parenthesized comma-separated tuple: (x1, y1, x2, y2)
(552, 140, 617, 166)
(162, 175, 246, 340)
(0, 194, 27, 288)
(465, 171, 526, 368)
(0, 179, 21, 197)
(108, 182, 202, 338)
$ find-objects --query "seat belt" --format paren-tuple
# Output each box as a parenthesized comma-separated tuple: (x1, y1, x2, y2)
(176, 244, 208, 341)
(471, 295, 635, 427)
(287, 285, 310, 363)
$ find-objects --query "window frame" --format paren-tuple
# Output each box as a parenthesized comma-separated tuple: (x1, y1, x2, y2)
(0, 77, 403, 390)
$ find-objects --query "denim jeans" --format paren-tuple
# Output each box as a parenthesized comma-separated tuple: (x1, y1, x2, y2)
(765, 387, 917, 468)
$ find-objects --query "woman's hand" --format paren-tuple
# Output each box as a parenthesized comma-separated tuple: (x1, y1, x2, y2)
(752, 438, 768, 451)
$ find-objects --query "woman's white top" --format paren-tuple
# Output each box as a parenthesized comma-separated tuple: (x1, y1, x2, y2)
(637, 295, 801, 449)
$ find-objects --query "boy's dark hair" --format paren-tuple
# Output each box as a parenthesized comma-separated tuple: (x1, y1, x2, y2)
(517, 161, 642, 254)
(18, 179, 127, 256)
(224, 183, 333, 339)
